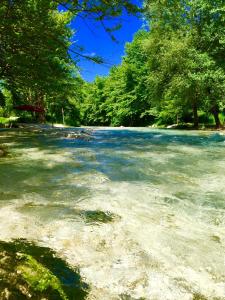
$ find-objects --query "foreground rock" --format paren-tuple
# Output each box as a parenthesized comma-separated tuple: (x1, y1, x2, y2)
(0, 239, 89, 300)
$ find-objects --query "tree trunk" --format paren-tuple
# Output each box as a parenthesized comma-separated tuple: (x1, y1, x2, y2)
(38, 108, 45, 123)
(211, 105, 221, 129)
(192, 103, 198, 129)
(62, 107, 65, 125)
(36, 94, 45, 123)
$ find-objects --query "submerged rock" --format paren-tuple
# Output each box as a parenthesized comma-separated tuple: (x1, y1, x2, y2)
(210, 235, 221, 243)
(0, 146, 7, 157)
(79, 210, 120, 225)
(0, 239, 89, 300)
(65, 130, 92, 141)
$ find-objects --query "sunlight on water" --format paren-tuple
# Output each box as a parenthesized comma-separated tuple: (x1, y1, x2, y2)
(0, 127, 225, 299)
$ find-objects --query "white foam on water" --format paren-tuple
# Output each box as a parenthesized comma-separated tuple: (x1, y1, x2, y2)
(0, 128, 225, 299)
(0, 181, 225, 299)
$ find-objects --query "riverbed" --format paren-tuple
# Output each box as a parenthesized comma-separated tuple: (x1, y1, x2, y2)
(0, 127, 225, 299)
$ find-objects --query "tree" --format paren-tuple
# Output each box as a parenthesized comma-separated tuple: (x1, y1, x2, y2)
(0, 0, 77, 121)
(143, 0, 225, 127)
(0, 0, 141, 123)
(81, 31, 151, 127)
(80, 77, 109, 126)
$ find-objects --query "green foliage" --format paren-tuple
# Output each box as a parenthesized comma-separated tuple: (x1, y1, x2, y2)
(143, 0, 225, 127)
(80, 31, 154, 126)
(0, 0, 77, 123)
(80, 77, 109, 125)
(0, 87, 14, 116)
(0, 0, 224, 128)
(81, 1, 225, 128)
(0, 0, 140, 125)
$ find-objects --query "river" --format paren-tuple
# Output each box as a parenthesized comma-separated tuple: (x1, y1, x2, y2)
(0, 127, 225, 299)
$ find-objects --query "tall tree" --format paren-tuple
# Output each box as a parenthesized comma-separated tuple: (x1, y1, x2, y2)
(144, 0, 225, 127)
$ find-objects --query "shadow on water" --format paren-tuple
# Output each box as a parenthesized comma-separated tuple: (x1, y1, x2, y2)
(2, 127, 224, 151)
(1, 128, 224, 160)
(1, 128, 225, 209)
(0, 239, 89, 300)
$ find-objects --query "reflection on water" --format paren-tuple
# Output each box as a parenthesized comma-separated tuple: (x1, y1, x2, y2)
(0, 127, 225, 299)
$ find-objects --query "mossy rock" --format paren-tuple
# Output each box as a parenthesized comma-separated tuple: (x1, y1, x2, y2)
(79, 210, 120, 225)
(120, 294, 146, 300)
(210, 235, 221, 243)
(0, 239, 89, 300)
(192, 293, 208, 300)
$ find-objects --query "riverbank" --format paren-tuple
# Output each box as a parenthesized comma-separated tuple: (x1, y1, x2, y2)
(150, 122, 225, 131)
(1, 121, 225, 133)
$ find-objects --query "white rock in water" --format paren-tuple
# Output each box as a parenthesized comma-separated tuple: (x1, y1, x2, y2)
(67, 133, 78, 139)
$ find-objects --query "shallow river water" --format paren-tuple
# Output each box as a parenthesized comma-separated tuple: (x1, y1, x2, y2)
(0, 127, 225, 300)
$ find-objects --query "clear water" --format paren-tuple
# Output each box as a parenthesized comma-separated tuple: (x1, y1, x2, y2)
(0, 127, 225, 300)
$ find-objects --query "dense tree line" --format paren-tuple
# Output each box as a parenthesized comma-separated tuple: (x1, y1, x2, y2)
(0, 0, 224, 128)
(80, 0, 225, 128)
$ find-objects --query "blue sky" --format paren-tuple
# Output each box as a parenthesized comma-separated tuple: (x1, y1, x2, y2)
(69, 2, 144, 82)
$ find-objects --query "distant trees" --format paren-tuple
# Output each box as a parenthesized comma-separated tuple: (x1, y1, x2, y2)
(80, 31, 152, 127)
(80, 0, 225, 128)
(144, 0, 225, 128)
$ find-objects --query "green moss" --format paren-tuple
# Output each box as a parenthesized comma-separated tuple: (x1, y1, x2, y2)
(210, 235, 221, 243)
(120, 294, 146, 300)
(0, 239, 89, 300)
(79, 210, 120, 225)
(17, 254, 68, 299)
(192, 293, 208, 300)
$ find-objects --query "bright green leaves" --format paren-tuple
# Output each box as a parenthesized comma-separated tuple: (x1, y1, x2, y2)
(1, 0, 224, 127)
(80, 0, 225, 128)
(0, 0, 79, 123)
(142, 0, 225, 127)
(80, 30, 152, 127)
